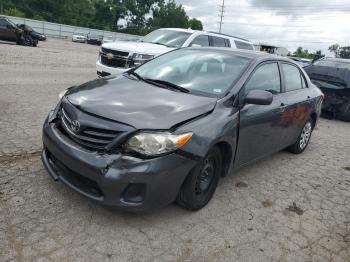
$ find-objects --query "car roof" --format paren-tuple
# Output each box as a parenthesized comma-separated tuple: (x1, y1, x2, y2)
(321, 57, 350, 64)
(158, 28, 253, 44)
(187, 47, 295, 61)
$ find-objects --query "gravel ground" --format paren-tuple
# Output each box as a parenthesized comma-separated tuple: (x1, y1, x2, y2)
(0, 38, 350, 262)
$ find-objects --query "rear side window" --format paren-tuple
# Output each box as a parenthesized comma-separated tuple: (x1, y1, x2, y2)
(0, 18, 8, 27)
(282, 63, 304, 91)
(234, 40, 254, 50)
(245, 63, 281, 94)
(190, 35, 210, 47)
(211, 36, 228, 47)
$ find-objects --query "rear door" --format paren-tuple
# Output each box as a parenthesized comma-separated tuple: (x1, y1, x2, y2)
(235, 62, 289, 166)
(280, 62, 314, 146)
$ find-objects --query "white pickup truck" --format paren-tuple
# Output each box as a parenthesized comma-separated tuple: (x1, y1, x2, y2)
(96, 28, 254, 77)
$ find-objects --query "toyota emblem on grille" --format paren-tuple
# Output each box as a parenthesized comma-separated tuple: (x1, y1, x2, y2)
(106, 53, 113, 60)
(71, 120, 80, 132)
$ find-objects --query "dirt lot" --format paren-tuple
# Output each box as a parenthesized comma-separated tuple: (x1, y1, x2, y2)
(0, 38, 350, 262)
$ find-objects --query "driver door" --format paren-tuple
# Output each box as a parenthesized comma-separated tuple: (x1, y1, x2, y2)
(0, 18, 17, 42)
(235, 62, 288, 167)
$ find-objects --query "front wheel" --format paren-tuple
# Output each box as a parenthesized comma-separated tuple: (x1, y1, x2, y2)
(176, 146, 222, 210)
(287, 119, 313, 154)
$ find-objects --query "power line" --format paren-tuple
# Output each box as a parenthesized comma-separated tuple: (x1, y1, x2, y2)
(218, 0, 225, 33)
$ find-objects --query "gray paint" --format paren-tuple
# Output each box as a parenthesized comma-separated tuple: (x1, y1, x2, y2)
(42, 48, 323, 211)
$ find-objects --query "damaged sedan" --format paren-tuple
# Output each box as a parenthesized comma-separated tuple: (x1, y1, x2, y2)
(304, 58, 350, 122)
(42, 48, 323, 212)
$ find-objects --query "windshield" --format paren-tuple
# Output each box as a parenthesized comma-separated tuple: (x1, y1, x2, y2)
(134, 49, 252, 97)
(141, 29, 191, 48)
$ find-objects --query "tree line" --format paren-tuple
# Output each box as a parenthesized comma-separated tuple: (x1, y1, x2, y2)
(292, 44, 350, 60)
(0, 0, 203, 35)
(328, 44, 350, 59)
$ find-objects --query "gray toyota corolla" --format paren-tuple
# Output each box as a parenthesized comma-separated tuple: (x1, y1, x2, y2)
(42, 48, 323, 211)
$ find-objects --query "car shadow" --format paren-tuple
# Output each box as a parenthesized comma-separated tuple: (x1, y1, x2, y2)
(0, 41, 17, 45)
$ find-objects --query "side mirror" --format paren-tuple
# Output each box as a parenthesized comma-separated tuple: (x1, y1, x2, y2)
(244, 90, 273, 105)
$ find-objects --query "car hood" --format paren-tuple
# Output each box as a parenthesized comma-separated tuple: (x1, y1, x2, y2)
(102, 40, 175, 56)
(65, 76, 217, 130)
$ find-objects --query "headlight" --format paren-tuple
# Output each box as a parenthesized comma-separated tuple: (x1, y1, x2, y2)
(125, 132, 193, 156)
(58, 89, 68, 100)
(131, 53, 154, 67)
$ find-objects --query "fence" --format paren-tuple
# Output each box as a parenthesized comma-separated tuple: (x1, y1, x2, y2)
(2, 15, 141, 41)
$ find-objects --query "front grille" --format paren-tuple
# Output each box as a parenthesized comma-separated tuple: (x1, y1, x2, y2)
(59, 108, 121, 150)
(100, 47, 130, 68)
(101, 47, 129, 57)
(101, 55, 128, 68)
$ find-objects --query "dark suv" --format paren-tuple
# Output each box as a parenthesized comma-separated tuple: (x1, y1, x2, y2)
(0, 16, 43, 46)
(0, 16, 21, 43)
(42, 48, 323, 212)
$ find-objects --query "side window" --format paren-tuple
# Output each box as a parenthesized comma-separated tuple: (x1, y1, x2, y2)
(282, 63, 303, 91)
(190, 35, 209, 47)
(0, 18, 8, 27)
(245, 63, 281, 94)
(234, 40, 254, 50)
(211, 36, 227, 47)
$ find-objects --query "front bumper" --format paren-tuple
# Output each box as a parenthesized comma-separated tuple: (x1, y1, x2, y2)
(42, 119, 197, 212)
(96, 60, 128, 77)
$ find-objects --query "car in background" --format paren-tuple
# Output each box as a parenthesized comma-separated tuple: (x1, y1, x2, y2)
(102, 35, 115, 44)
(96, 28, 255, 77)
(0, 17, 39, 46)
(43, 48, 323, 211)
(289, 57, 312, 68)
(304, 57, 350, 121)
(72, 34, 86, 43)
(87, 33, 102, 45)
(28, 29, 47, 41)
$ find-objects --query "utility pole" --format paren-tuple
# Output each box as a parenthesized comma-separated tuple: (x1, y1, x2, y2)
(218, 0, 225, 33)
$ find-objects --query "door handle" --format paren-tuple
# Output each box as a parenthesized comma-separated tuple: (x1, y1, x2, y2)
(280, 103, 287, 112)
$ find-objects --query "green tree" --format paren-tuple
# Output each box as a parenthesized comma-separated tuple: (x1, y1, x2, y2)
(148, 0, 189, 30)
(189, 18, 203, 30)
(0, 0, 203, 35)
(329, 44, 350, 59)
(293, 47, 324, 60)
(328, 44, 340, 57)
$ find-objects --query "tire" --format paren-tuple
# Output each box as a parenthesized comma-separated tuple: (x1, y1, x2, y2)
(287, 118, 313, 154)
(176, 146, 222, 210)
(23, 35, 34, 46)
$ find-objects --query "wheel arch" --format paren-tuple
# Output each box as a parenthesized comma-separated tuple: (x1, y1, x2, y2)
(310, 111, 317, 128)
(214, 141, 234, 177)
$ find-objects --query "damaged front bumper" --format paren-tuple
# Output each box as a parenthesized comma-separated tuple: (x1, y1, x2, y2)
(42, 119, 197, 212)
(313, 81, 350, 122)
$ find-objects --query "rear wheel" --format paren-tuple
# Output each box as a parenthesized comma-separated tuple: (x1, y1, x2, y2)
(287, 118, 313, 154)
(176, 146, 222, 210)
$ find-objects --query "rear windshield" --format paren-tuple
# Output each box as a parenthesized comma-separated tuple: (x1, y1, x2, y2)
(135, 49, 252, 97)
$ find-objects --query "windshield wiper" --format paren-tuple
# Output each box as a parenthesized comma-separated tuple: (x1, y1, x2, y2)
(152, 42, 171, 47)
(144, 79, 190, 93)
(125, 71, 143, 81)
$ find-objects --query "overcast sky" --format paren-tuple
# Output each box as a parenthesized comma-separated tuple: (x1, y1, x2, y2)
(176, 0, 350, 55)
